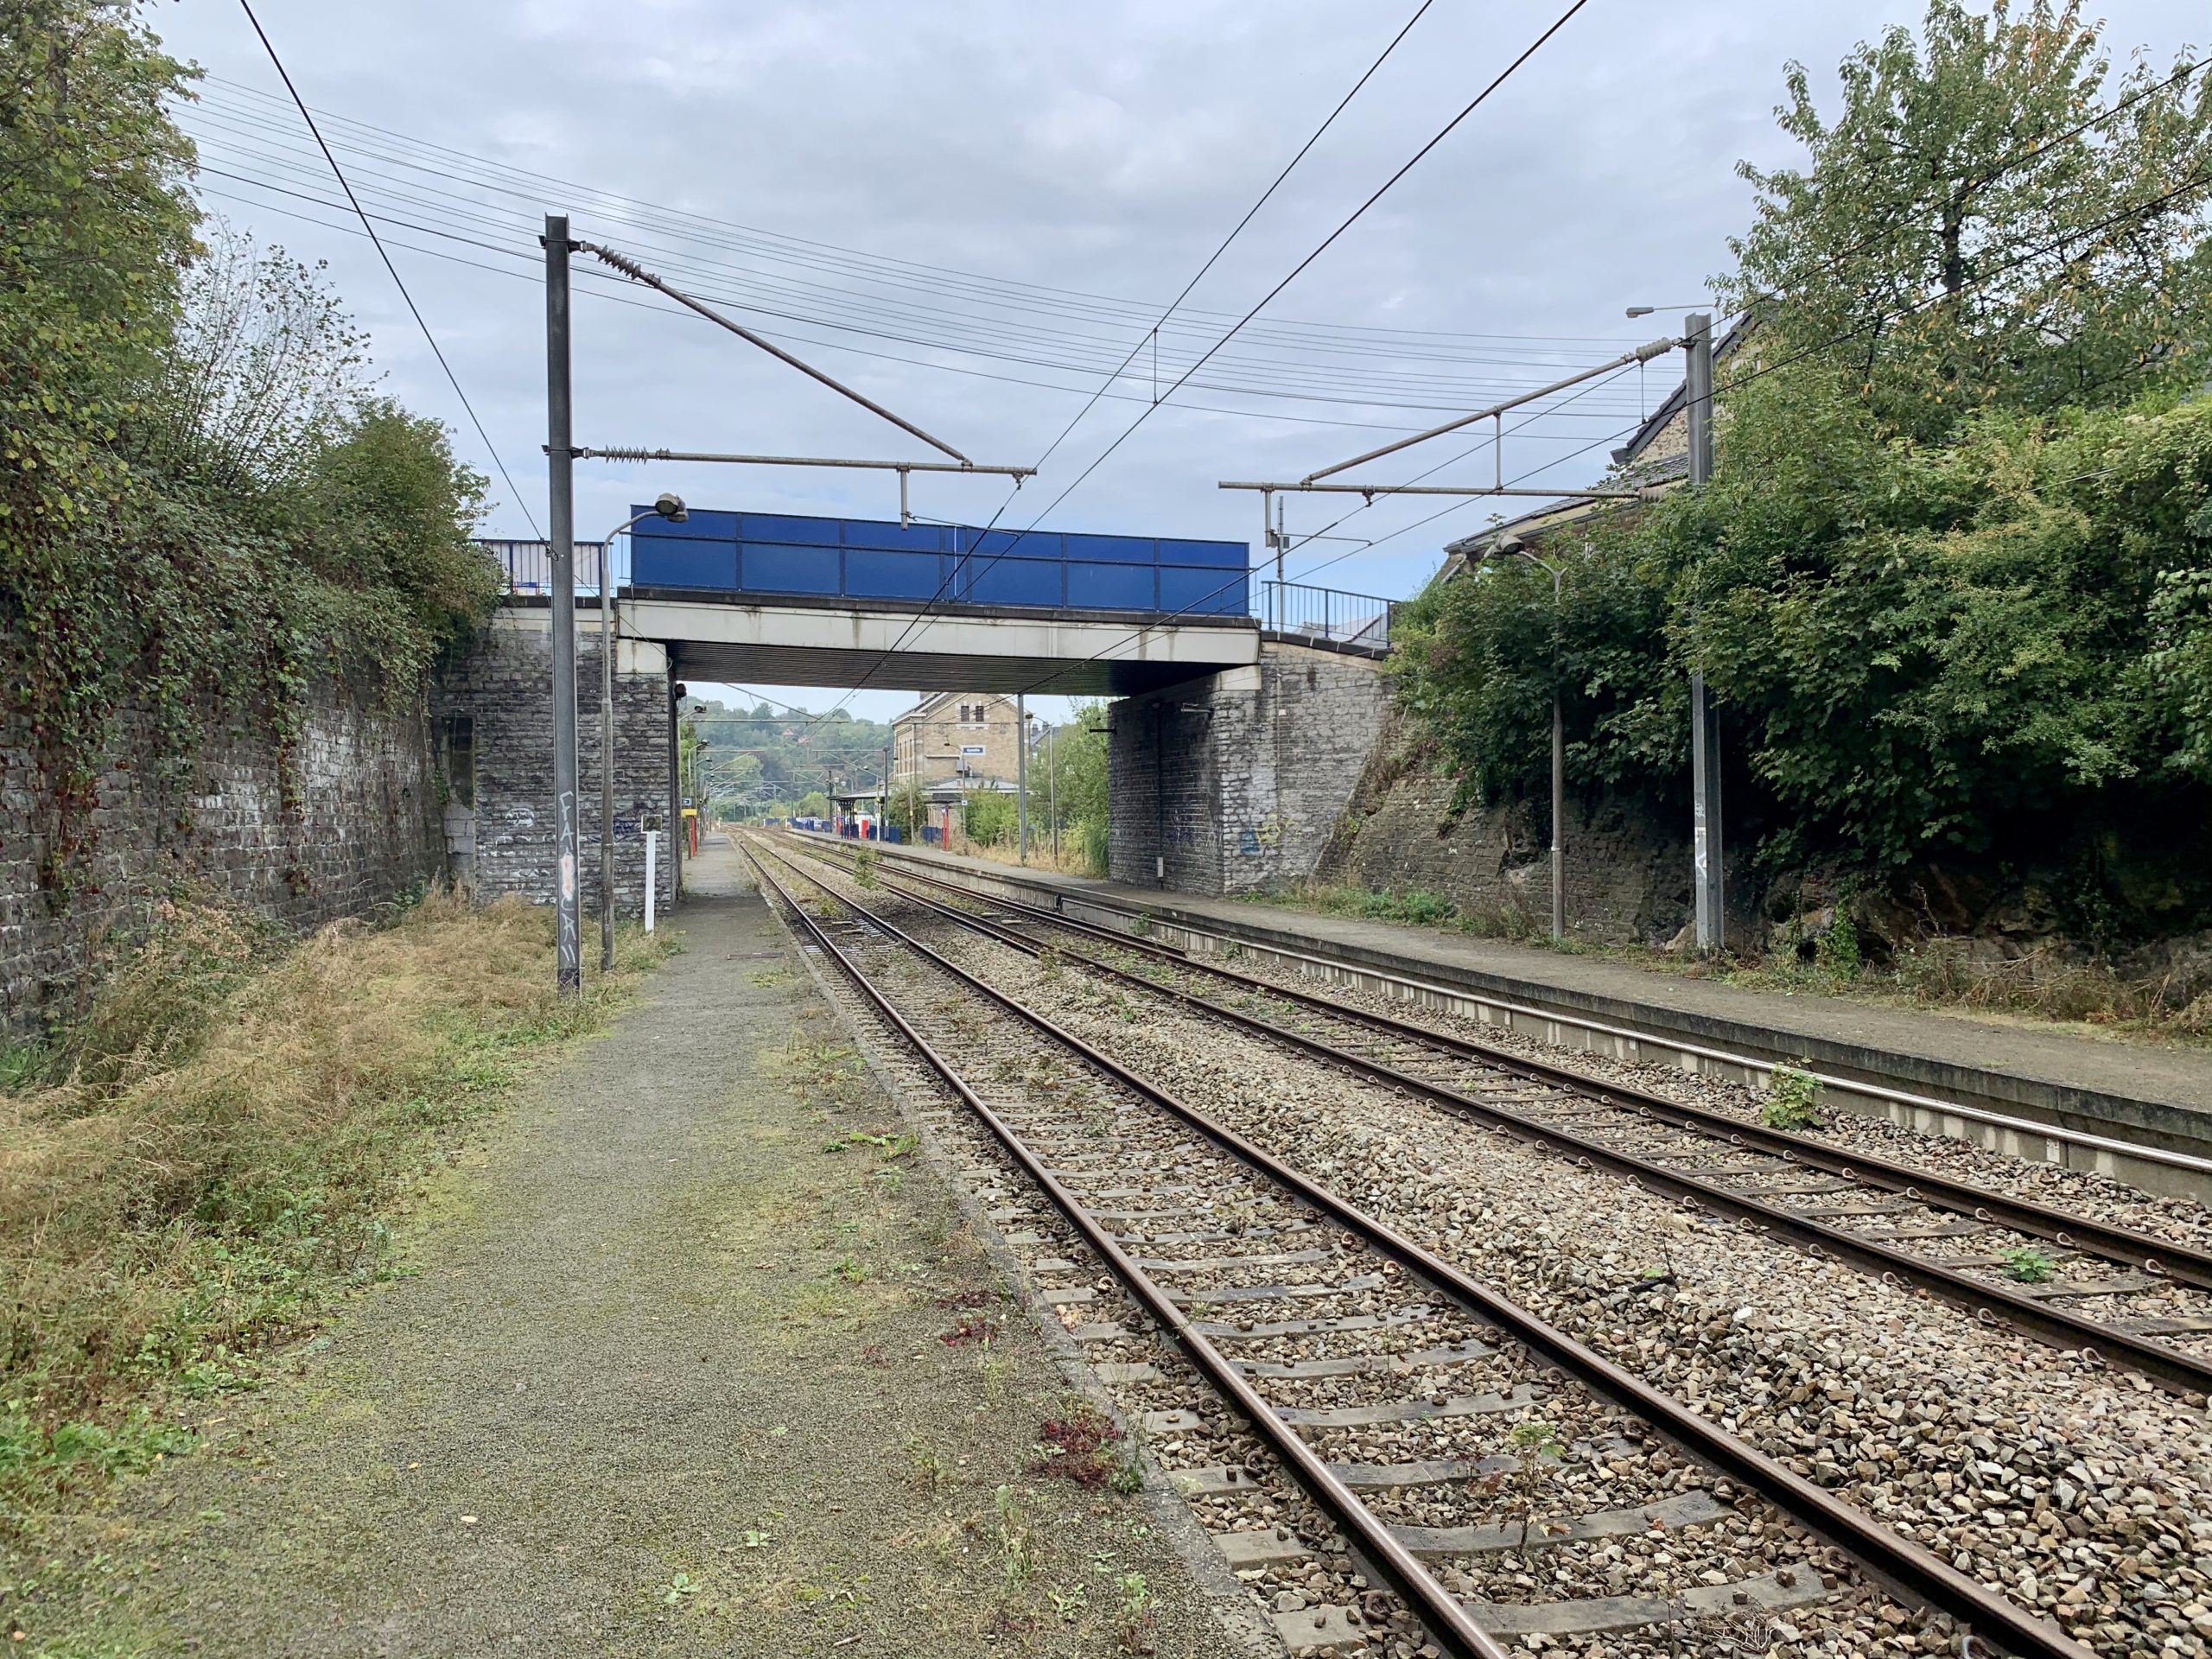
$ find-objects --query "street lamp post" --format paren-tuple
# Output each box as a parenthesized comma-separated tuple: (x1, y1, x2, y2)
(597, 493, 687, 972)
(1484, 537, 1567, 941)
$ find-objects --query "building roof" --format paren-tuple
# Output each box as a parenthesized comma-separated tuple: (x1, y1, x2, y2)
(1438, 318, 1748, 577)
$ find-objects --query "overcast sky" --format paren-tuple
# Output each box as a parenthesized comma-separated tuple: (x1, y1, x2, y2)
(158, 0, 2204, 721)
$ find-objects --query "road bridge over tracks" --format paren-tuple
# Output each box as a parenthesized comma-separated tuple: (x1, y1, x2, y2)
(451, 508, 1391, 912)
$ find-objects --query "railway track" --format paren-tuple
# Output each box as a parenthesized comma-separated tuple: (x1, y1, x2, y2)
(779, 831, 2212, 1402)
(742, 836, 2100, 1659)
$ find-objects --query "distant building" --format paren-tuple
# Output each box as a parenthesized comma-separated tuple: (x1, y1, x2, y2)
(889, 692, 1032, 799)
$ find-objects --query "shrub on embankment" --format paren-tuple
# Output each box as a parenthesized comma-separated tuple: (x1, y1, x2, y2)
(2, 4, 499, 912)
(0, 892, 656, 1526)
(1389, 3, 2212, 957)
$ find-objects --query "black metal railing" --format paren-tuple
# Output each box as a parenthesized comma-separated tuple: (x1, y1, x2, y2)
(1258, 580, 1395, 651)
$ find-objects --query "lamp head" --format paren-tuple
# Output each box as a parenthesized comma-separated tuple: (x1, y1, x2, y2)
(1624, 306, 1656, 319)
(653, 492, 688, 523)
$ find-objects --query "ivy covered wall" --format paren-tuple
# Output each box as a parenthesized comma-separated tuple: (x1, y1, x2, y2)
(1, 4, 500, 1032)
(0, 677, 444, 1037)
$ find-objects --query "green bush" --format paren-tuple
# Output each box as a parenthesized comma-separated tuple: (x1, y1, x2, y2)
(964, 791, 1016, 846)
(2, 10, 497, 899)
(1076, 818, 1109, 877)
(1762, 1065, 1822, 1131)
(1386, 5, 2212, 939)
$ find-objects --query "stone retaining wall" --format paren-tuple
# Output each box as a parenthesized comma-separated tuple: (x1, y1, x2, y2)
(0, 672, 444, 1037)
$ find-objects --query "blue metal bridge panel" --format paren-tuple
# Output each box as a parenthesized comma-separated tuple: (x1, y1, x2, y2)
(630, 507, 1248, 618)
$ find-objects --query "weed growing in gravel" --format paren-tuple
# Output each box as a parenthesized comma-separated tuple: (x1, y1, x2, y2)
(902, 1435, 950, 1494)
(994, 1484, 1038, 1585)
(1047, 1583, 1090, 1622)
(1039, 945, 1064, 982)
(2002, 1245, 2057, 1283)
(1503, 1419, 1567, 1547)
(821, 1128, 916, 1160)
(1030, 1402, 1130, 1488)
(1113, 1570, 1154, 1652)
(1761, 1065, 1823, 1130)
(1126, 915, 1153, 938)
(851, 847, 879, 888)
(830, 1255, 868, 1285)
(663, 1571, 704, 1605)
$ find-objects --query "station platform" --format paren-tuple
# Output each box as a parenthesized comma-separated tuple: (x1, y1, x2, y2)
(795, 832, 2212, 1198)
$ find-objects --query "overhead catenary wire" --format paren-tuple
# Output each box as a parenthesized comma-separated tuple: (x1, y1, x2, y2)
(233, 2, 543, 539)
(186, 132, 1649, 410)
(824, 0, 1599, 726)
(781, 0, 1575, 733)
(191, 176, 1632, 444)
(182, 74, 1639, 353)
(193, 157, 1650, 417)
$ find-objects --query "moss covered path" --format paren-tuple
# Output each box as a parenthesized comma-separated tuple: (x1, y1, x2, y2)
(55, 848, 1251, 1657)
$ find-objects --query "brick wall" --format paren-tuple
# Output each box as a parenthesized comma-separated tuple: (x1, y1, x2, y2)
(1109, 644, 1389, 895)
(1314, 715, 1693, 944)
(0, 672, 444, 1037)
(429, 608, 676, 918)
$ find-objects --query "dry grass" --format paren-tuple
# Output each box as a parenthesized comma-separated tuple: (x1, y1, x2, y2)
(0, 889, 663, 1522)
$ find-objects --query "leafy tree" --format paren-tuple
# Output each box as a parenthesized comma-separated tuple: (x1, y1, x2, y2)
(796, 791, 831, 818)
(1724, 0, 2212, 439)
(886, 774, 929, 836)
(1024, 702, 1108, 833)
(1393, 3, 2212, 938)
(1, 3, 499, 893)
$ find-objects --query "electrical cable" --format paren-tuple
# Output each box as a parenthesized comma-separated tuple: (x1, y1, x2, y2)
(805, 0, 1599, 728)
(193, 177, 1629, 443)
(185, 74, 1637, 352)
(194, 155, 1647, 415)
(1023, 0, 1440, 478)
(234, 1, 543, 538)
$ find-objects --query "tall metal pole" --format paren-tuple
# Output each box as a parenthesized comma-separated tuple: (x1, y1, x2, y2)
(1685, 312, 1724, 955)
(545, 213, 582, 996)
(1048, 724, 1059, 868)
(1015, 694, 1029, 865)
(1549, 565, 1565, 943)
(598, 536, 617, 973)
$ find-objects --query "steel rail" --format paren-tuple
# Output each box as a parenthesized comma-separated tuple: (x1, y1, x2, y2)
(748, 837, 2098, 1659)
(812, 835, 2212, 1184)
(804, 835, 2212, 1280)
(740, 846, 1513, 1659)
(784, 837, 2212, 1399)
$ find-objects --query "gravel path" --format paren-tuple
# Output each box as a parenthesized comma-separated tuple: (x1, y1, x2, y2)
(33, 849, 1256, 1659)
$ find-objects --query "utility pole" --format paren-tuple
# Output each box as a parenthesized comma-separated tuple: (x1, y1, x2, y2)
(598, 537, 616, 972)
(1547, 561, 1565, 943)
(544, 213, 582, 995)
(1686, 311, 1724, 955)
(1016, 694, 1028, 864)
(1047, 722, 1059, 868)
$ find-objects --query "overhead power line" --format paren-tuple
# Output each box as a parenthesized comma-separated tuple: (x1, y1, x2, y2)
(789, 0, 1598, 730)
(185, 73, 1636, 353)
(191, 177, 1634, 448)
(1026, 0, 1440, 477)
(909, 0, 1599, 654)
(235, 1, 543, 538)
